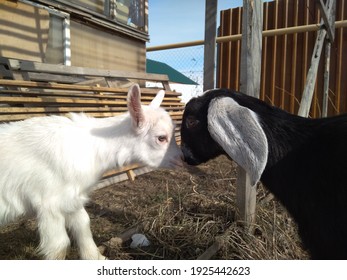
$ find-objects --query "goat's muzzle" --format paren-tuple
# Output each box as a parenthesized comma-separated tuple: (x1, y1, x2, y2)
(181, 143, 201, 166)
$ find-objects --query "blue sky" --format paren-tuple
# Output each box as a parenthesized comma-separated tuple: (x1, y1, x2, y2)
(146, 1, 273, 102)
(147, 0, 244, 47)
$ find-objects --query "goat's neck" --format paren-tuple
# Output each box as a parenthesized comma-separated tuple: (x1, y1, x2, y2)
(261, 114, 316, 169)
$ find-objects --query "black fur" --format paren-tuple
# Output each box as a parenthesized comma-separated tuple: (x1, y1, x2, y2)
(181, 88, 347, 259)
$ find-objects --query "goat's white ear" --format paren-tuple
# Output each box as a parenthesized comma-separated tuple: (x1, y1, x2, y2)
(127, 84, 145, 129)
(150, 90, 165, 108)
(207, 97, 268, 186)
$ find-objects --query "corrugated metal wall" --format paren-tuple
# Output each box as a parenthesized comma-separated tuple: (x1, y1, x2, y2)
(217, 0, 347, 117)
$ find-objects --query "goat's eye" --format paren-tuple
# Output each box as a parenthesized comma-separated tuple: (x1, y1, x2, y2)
(186, 116, 199, 128)
(158, 135, 167, 143)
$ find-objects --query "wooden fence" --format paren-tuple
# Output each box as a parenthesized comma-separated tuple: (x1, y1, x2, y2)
(217, 0, 347, 117)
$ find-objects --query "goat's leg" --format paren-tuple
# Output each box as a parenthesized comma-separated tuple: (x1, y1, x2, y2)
(37, 210, 70, 260)
(66, 207, 106, 260)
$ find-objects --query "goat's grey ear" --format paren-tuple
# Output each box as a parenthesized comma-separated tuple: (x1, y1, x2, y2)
(207, 97, 268, 186)
(127, 84, 145, 129)
(150, 90, 165, 108)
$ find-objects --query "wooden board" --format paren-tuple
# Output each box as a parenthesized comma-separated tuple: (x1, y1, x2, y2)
(3, 58, 169, 82)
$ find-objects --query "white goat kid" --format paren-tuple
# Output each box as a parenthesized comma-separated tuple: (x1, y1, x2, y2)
(0, 84, 182, 259)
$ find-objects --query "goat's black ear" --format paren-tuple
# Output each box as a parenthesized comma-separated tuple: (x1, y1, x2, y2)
(207, 97, 268, 186)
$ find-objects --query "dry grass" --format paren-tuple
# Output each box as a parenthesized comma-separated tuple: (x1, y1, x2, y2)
(0, 155, 309, 260)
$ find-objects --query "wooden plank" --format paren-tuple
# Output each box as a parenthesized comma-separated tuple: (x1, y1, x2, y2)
(203, 0, 217, 91)
(0, 113, 116, 122)
(0, 79, 181, 96)
(270, 1, 278, 104)
(5, 59, 169, 82)
(224, 9, 232, 88)
(290, 0, 299, 113)
(0, 114, 183, 123)
(126, 170, 136, 182)
(0, 106, 127, 114)
(27, 72, 87, 84)
(322, 0, 336, 117)
(0, 96, 127, 106)
(215, 20, 347, 43)
(0, 79, 111, 91)
(0, 89, 182, 102)
(77, 77, 109, 86)
(298, 0, 334, 117)
(235, 7, 242, 91)
(316, 0, 336, 41)
(0, 103, 183, 115)
(216, 10, 231, 88)
(0, 96, 183, 107)
(280, 0, 289, 109)
(102, 164, 142, 178)
(334, 1, 344, 114)
(196, 240, 222, 260)
(261, 2, 269, 102)
(240, 1, 263, 98)
(147, 40, 205, 52)
(0, 89, 120, 99)
(237, 0, 263, 227)
(300, 0, 310, 115)
(322, 40, 331, 117)
(0, 65, 12, 79)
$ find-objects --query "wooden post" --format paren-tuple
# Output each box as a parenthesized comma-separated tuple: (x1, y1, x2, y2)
(203, 0, 218, 91)
(322, 39, 331, 117)
(236, 0, 263, 227)
(322, 0, 336, 117)
(317, 0, 336, 42)
(298, 0, 334, 117)
(126, 169, 136, 182)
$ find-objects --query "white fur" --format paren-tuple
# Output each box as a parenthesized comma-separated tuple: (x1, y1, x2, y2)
(0, 84, 182, 259)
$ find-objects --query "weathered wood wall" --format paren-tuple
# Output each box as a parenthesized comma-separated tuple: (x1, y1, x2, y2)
(0, 1, 146, 72)
(217, 0, 347, 117)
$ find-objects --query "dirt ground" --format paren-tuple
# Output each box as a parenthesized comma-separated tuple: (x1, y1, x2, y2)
(0, 155, 309, 260)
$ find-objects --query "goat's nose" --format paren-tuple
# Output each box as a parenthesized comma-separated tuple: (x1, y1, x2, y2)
(180, 144, 200, 166)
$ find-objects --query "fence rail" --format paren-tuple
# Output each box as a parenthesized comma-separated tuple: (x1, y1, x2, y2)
(218, 0, 347, 117)
(147, 0, 347, 118)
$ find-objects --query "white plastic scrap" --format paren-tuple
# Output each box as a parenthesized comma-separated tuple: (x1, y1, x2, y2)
(130, 233, 151, 249)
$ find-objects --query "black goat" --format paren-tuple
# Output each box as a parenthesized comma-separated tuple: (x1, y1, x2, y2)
(181, 88, 347, 259)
